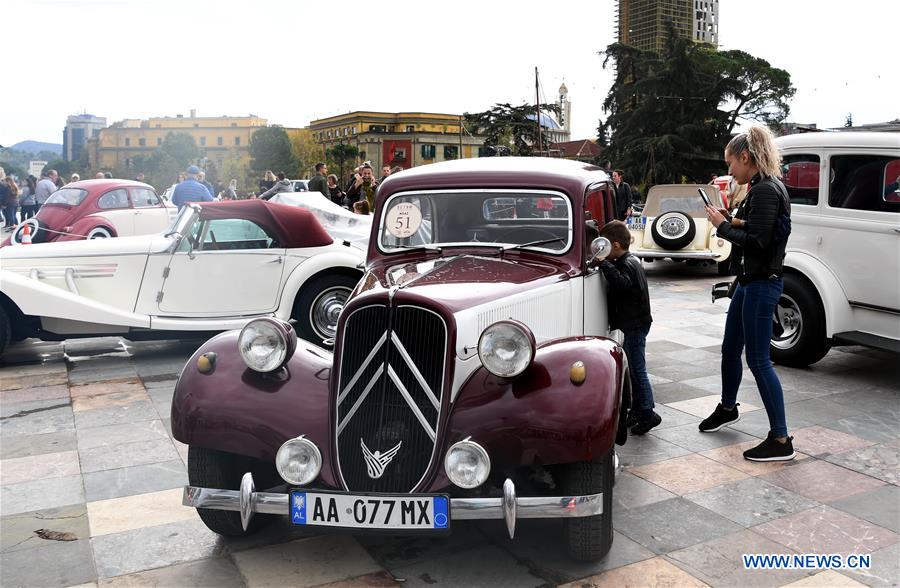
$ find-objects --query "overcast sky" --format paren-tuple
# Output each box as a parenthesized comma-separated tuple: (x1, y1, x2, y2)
(3, 0, 898, 147)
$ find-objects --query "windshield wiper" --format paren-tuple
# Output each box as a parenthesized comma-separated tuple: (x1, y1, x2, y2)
(503, 237, 565, 251)
(393, 244, 443, 255)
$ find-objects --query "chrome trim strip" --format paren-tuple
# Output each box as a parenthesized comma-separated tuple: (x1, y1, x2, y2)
(633, 250, 722, 260)
(391, 332, 440, 410)
(337, 332, 387, 406)
(64, 268, 80, 295)
(337, 364, 385, 435)
(13, 264, 119, 279)
(387, 365, 436, 441)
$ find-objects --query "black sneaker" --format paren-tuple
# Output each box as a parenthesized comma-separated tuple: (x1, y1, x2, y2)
(699, 403, 740, 433)
(743, 434, 796, 462)
(626, 411, 639, 428)
(631, 412, 662, 435)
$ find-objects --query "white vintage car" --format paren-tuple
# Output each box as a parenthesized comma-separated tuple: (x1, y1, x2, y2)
(629, 184, 733, 274)
(0, 200, 365, 357)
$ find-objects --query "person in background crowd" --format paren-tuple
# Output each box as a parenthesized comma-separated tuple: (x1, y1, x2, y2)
(0, 168, 11, 230)
(353, 200, 370, 215)
(103, 172, 113, 179)
(611, 169, 632, 221)
(135, 172, 145, 182)
(702, 125, 794, 462)
(308, 162, 329, 198)
(197, 171, 215, 197)
(391, 166, 403, 175)
(345, 163, 377, 210)
(19, 175, 38, 220)
(69, 173, 80, 183)
(215, 180, 225, 198)
(728, 177, 748, 210)
(3, 176, 20, 229)
(344, 166, 361, 193)
(326, 174, 345, 207)
(35, 169, 59, 208)
(172, 165, 214, 209)
(95, 172, 105, 179)
(259, 170, 276, 195)
(223, 179, 238, 200)
(380, 164, 391, 184)
(258, 172, 294, 200)
(54, 174, 66, 188)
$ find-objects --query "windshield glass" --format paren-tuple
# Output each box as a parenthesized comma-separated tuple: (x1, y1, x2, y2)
(44, 188, 88, 207)
(379, 190, 572, 253)
(643, 185, 717, 218)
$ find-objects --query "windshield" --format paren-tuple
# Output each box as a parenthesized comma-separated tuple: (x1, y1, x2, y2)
(166, 203, 199, 237)
(44, 188, 88, 207)
(379, 190, 572, 253)
(643, 185, 718, 218)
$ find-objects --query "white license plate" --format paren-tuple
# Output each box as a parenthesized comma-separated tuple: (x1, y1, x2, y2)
(631, 223, 645, 231)
(290, 491, 450, 531)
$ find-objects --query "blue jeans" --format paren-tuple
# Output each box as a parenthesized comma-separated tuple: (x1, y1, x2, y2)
(721, 278, 788, 438)
(623, 325, 655, 418)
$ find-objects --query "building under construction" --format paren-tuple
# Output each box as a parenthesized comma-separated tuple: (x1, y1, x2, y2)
(616, 0, 718, 53)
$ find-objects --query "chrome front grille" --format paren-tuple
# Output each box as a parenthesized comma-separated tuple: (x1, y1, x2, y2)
(336, 304, 447, 492)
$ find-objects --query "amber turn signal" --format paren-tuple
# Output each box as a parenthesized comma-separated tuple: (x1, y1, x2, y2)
(570, 361, 586, 385)
(197, 352, 217, 374)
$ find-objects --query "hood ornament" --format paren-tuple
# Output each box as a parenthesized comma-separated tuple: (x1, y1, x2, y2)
(361, 438, 402, 479)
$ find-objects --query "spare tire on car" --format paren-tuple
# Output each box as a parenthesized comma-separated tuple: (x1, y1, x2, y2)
(11, 218, 50, 245)
(650, 211, 695, 250)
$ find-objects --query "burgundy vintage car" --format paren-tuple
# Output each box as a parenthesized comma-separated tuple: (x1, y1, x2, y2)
(6, 179, 175, 245)
(173, 157, 630, 561)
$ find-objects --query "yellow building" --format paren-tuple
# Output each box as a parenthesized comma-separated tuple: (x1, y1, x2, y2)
(309, 111, 485, 176)
(87, 112, 268, 172)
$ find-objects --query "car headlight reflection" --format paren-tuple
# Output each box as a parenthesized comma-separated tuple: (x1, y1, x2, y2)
(477, 320, 535, 378)
(275, 435, 322, 486)
(238, 318, 296, 372)
(444, 438, 491, 489)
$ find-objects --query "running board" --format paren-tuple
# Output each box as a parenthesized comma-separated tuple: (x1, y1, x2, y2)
(832, 331, 900, 353)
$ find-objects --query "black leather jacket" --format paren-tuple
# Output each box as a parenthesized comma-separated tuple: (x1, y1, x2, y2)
(717, 174, 790, 282)
(599, 251, 653, 330)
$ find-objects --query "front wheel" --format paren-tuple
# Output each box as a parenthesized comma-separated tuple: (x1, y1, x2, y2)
(560, 448, 615, 562)
(770, 273, 830, 367)
(292, 273, 360, 348)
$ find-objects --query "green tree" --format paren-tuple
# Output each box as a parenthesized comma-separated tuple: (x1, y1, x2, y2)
(325, 143, 360, 184)
(220, 154, 251, 195)
(289, 129, 325, 179)
(250, 126, 298, 176)
(160, 132, 200, 168)
(464, 103, 561, 156)
(599, 32, 795, 187)
(43, 159, 77, 178)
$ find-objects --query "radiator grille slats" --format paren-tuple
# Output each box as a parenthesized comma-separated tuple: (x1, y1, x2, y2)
(336, 305, 447, 492)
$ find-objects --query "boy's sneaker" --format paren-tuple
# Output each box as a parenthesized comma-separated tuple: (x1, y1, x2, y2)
(699, 403, 740, 433)
(743, 434, 796, 462)
(631, 411, 662, 435)
(626, 411, 639, 428)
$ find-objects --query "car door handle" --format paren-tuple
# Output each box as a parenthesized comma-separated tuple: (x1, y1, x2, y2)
(267, 257, 283, 264)
(893, 228, 900, 234)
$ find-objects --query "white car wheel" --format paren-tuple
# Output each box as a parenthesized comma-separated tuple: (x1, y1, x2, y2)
(650, 211, 695, 250)
(88, 227, 113, 239)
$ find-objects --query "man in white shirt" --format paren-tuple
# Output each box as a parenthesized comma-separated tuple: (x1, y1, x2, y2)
(35, 170, 59, 206)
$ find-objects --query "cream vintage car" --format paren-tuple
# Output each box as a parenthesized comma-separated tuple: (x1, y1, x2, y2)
(629, 184, 732, 274)
(0, 199, 365, 357)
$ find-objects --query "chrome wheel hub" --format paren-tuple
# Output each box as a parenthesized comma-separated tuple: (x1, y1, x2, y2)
(310, 287, 350, 340)
(772, 294, 802, 349)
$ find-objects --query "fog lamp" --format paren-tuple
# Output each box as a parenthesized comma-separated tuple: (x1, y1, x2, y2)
(238, 318, 296, 372)
(444, 438, 491, 489)
(275, 435, 322, 486)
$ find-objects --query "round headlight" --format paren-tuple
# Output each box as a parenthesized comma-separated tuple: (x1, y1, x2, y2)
(238, 318, 296, 372)
(477, 320, 535, 378)
(275, 435, 322, 486)
(444, 438, 491, 489)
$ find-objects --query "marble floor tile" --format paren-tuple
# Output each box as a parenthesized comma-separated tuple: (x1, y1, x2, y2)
(0, 370, 69, 392)
(0, 401, 74, 438)
(614, 498, 742, 554)
(648, 362, 716, 383)
(650, 404, 701, 430)
(233, 535, 383, 588)
(700, 440, 811, 477)
(76, 419, 169, 452)
(784, 397, 866, 425)
(649, 422, 758, 453)
(666, 529, 812, 587)
(315, 571, 401, 587)
(823, 412, 900, 444)
(387, 543, 546, 587)
(781, 570, 867, 586)
(829, 485, 900, 534)
(665, 393, 762, 418)
(357, 521, 489, 569)
(83, 459, 187, 502)
(0, 449, 81, 485)
(1, 474, 85, 516)
(68, 380, 145, 399)
(1, 503, 89, 553)
(645, 341, 693, 353)
(630, 453, 748, 496)
(612, 471, 677, 511)
(825, 440, 900, 486)
(0, 383, 69, 405)
(652, 382, 715, 405)
(684, 477, 818, 527)
(841, 542, 900, 588)
(558, 556, 710, 588)
(753, 505, 898, 555)
(790, 425, 875, 458)
(91, 518, 226, 578)
(760, 459, 886, 503)
(98, 556, 244, 587)
(729, 409, 816, 439)
(0, 361, 68, 381)
(72, 389, 151, 413)
(616, 433, 693, 468)
(825, 387, 900, 415)
(79, 436, 180, 474)
(72, 401, 159, 430)
(0, 538, 95, 588)
(87, 487, 197, 537)
(659, 348, 721, 366)
(67, 358, 138, 386)
(0, 430, 77, 460)
(678, 373, 757, 396)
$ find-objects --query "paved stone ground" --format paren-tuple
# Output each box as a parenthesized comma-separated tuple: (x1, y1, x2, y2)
(1, 262, 898, 587)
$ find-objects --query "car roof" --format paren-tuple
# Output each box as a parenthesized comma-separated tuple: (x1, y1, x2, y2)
(776, 131, 900, 150)
(65, 179, 156, 191)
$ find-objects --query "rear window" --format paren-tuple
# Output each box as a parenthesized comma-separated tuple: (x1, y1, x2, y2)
(44, 188, 88, 207)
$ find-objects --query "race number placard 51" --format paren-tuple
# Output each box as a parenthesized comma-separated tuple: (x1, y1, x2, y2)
(385, 202, 423, 239)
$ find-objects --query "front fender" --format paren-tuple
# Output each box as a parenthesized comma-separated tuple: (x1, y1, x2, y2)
(274, 247, 365, 320)
(437, 336, 623, 489)
(57, 216, 117, 242)
(171, 330, 340, 488)
(784, 250, 850, 336)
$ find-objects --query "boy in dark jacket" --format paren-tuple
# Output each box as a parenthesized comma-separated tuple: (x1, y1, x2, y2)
(597, 220, 661, 434)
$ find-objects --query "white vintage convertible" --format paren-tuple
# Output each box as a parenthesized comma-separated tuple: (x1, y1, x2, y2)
(0, 199, 366, 357)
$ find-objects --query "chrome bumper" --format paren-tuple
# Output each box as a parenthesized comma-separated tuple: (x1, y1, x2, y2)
(183, 474, 603, 539)
(634, 250, 722, 260)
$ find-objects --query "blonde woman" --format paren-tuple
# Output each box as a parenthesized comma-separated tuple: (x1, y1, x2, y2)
(224, 179, 238, 200)
(702, 125, 794, 462)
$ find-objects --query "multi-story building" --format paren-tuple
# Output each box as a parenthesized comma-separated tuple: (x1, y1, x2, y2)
(617, 0, 717, 53)
(309, 112, 486, 176)
(87, 111, 267, 172)
(63, 114, 106, 162)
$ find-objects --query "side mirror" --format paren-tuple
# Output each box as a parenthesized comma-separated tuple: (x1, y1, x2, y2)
(590, 236, 612, 262)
